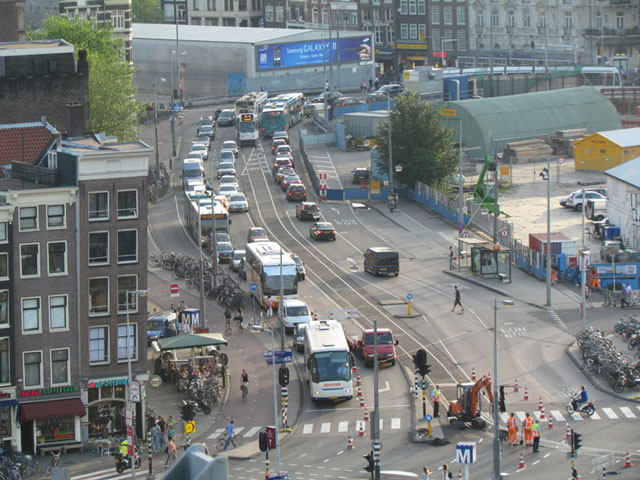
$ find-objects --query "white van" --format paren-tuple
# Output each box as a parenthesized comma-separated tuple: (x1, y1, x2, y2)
(586, 198, 607, 221)
(282, 299, 312, 333)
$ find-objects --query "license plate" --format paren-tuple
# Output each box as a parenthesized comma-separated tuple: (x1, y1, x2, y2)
(380, 267, 387, 271)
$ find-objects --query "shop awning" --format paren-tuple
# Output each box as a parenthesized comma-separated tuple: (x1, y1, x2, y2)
(20, 398, 86, 423)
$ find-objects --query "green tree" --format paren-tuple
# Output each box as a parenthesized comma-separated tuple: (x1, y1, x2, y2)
(132, 0, 165, 23)
(374, 92, 457, 187)
(30, 16, 141, 141)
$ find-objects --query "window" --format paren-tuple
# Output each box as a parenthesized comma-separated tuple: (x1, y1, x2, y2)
(20, 244, 39, 278)
(385, 8, 393, 21)
(565, 12, 573, 28)
(0, 223, 6, 243)
(117, 276, 138, 313)
(596, 12, 602, 29)
(118, 230, 138, 264)
(23, 352, 42, 388)
(492, 9, 499, 27)
(207, 0, 215, 10)
(0, 339, 8, 384)
(373, 9, 380, 21)
(238, 0, 247, 11)
(48, 241, 67, 276)
(322, 8, 328, 24)
(193, 0, 199, 10)
(49, 295, 68, 330)
(432, 6, 440, 24)
(477, 12, 484, 26)
(265, 5, 273, 21)
(89, 327, 109, 364)
(444, 6, 453, 24)
(387, 28, 394, 43)
(418, 0, 425, 15)
(457, 30, 466, 50)
(22, 297, 41, 332)
(400, 23, 409, 38)
(410, 24, 417, 38)
(88, 192, 108, 221)
(117, 190, 138, 219)
(400, 0, 408, 14)
(616, 13, 623, 29)
(51, 349, 70, 385)
(538, 13, 546, 27)
(224, 0, 232, 10)
(117, 324, 138, 362)
(19, 207, 38, 231)
(375, 27, 383, 43)
(47, 205, 65, 229)
(89, 232, 109, 265)
(457, 6, 466, 24)
(112, 10, 124, 29)
(362, 10, 370, 21)
(0, 254, 7, 280)
(0, 291, 7, 327)
(419, 24, 427, 41)
(275, 6, 284, 22)
(523, 13, 531, 27)
(89, 278, 109, 315)
(409, 0, 417, 14)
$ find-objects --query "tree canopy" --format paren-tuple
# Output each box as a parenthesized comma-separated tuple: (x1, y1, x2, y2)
(374, 92, 457, 187)
(132, 0, 165, 23)
(30, 16, 141, 141)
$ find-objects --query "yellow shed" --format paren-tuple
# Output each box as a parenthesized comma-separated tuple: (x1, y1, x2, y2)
(574, 127, 640, 171)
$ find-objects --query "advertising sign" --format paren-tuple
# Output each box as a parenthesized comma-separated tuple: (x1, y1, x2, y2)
(257, 36, 373, 71)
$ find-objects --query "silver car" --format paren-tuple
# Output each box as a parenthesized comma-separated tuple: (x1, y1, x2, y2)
(222, 140, 239, 157)
(230, 249, 246, 271)
(228, 193, 249, 212)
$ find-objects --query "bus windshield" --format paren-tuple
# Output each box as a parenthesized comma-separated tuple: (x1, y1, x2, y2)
(310, 352, 352, 383)
(262, 266, 297, 294)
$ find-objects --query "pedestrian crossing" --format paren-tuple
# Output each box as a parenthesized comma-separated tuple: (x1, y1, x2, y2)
(499, 405, 640, 424)
(206, 417, 403, 440)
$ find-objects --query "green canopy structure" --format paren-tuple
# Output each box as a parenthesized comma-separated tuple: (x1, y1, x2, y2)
(155, 333, 227, 351)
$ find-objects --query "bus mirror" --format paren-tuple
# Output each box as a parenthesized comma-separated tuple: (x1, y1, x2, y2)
(229, 219, 232, 225)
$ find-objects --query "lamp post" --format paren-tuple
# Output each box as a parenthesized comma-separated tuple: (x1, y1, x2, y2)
(493, 299, 514, 480)
(169, 49, 187, 157)
(540, 159, 551, 306)
(249, 325, 281, 475)
(441, 38, 458, 69)
(126, 289, 148, 480)
(153, 78, 166, 175)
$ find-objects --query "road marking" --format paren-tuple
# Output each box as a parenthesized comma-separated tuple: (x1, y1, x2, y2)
(244, 426, 262, 437)
(379, 419, 383, 430)
(234, 426, 245, 435)
(355, 420, 365, 432)
(602, 407, 619, 419)
(379, 381, 391, 393)
(338, 421, 348, 432)
(532, 460, 540, 465)
(499, 413, 509, 423)
(207, 428, 224, 439)
(551, 410, 566, 422)
(544, 453, 550, 458)
(391, 418, 401, 429)
(321, 422, 331, 433)
(516, 412, 526, 422)
(590, 411, 601, 420)
(303, 424, 314, 434)
(619, 406, 636, 418)
(570, 413, 584, 421)
(72, 469, 116, 479)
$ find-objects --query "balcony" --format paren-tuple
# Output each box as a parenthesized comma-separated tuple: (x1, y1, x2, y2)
(476, 25, 484, 34)
(506, 25, 514, 34)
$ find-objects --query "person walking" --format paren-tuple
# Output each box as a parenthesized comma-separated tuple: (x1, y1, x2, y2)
(151, 420, 161, 453)
(224, 307, 232, 333)
(241, 369, 249, 401)
(441, 464, 452, 479)
(158, 416, 166, 448)
(266, 297, 273, 318)
(523, 412, 533, 446)
(585, 285, 593, 308)
(507, 412, 518, 446)
(621, 282, 629, 308)
(531, 420, 540, 453)
(361, 79, 367, 94)
(431, 385, 441, 417)
(369, 79, 373, 92)
(451, 286, 464, 312)
(234, 309, 244, 331)
(448, 246, 454, 270)
(325, 79, 329, 92)
(421, 466, 431, 480)
(224, 420, 237, 450)
(165, 437, 177, 468)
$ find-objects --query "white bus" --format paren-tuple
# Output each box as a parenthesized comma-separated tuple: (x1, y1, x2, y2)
(304, 320, 355, 402)
(236, 112, 259, 145)
(184, 192, 231, 243)
(245, 241, 298, 309)
(235, 91, 269, 118)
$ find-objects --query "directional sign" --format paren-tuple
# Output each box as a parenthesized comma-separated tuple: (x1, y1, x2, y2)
(267, 355, 293, 365)
(407, 293, 413, 300)
(250, 282, 258, 293)
(129, 382, 140, 403)
(456, 442, 477, 464)
(269, 475, 292, 480)
(425, 414, 433, 422)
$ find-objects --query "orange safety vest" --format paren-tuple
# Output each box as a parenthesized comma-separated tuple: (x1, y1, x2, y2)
(508, 417, 516, 429)
(525, 417, 533, 428)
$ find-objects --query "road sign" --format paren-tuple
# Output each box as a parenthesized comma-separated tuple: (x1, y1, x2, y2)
(425, 414, 433, 422)
(499, 165, 510, 182)
(184, 420, 196, 435)
(499, 228, 509, 238)
(456, 442, 477, 464)
(173, 102, 182, 112)
(457, 222, 465, 231)
(264, 350, 292, 359)
(170, 283, 179, 297)
(267, 355, 293, 365)
(371, 440, 383, 450)
(440, 108, 457, 116)
(250, 282, 258, 292)
(149, 375, 163, 388)
(460, 231, 471, 238)
(360, 180, 368, 191)
(370, 180, 381, 195)
(407, 293, 413, 300)
(558, 156, 566, 165)
(268, 475, 292, 480)
(129, 382, 140, 402)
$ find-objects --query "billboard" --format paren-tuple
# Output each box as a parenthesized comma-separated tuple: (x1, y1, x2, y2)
(256, 36, 372, 71)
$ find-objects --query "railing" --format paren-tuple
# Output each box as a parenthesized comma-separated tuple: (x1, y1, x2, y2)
(11, 162, 58, 186)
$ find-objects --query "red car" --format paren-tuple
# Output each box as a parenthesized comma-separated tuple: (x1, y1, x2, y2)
(272, 138, 287, 154)
(247, 227, 269, 243)
(281, 174, 301, 191)
(287, 184, 307, 202)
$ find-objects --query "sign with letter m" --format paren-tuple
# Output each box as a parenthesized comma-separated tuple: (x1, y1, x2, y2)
(456, 442, 477, 464)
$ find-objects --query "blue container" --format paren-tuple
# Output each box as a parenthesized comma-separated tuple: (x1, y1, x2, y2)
(444, 76, 470, 101)
(604, 226, 621, 241)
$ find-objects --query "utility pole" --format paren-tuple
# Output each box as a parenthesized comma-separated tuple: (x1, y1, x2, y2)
(210, 189, 218, 289)
(489, 14, 494, 97)
(197, 197, 206, 329)
(279, 247, 285, 351)
(492, 300, 501, 480)
(457, 118, 464, 224)
(491, 133, 498, 244)
(372, 318, 381, 480)
(581, 189, 587, 329)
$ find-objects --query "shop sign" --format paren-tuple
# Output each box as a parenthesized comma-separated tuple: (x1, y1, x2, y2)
(396, 43, 427, 50)
(88, 377, 129, 388)
(0, 392, 10, 399)
(19, 386, 77, 398)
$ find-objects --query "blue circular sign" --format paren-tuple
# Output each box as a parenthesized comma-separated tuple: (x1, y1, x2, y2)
(425, 414, 433, 422)
(250, 282, 258, 292)
(407, 293, 413, 300)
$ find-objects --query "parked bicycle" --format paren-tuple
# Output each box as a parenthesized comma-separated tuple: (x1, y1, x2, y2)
(46, 450, 61, 474)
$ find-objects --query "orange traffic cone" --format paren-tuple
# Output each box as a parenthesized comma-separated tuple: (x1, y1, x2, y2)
(471, 367, 476, 381)
(523, 387, 529, 401)
(359, 422, 365, 437)
(513, 378, 519, 392)
(357, 384, 362, 398)
(548, 416, 553, 429)
(538, 396, 543, 411)
(364, 407, 370, 422)
(347, 435, 354, 450)
(565, 424, 571, 440)
(624, 452, 633, 467)
(357, 373, 362, 387)
(518, 452, 526, 468)
(313, 310, 318, 321)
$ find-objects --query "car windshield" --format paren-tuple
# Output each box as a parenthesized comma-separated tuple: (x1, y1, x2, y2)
(219, 185, 236, 192)
(365, 332, 394, 345)
(233, 251, 246, 260)
(251, 228, 266, 237)
(147, 320, 164, 331)
(218, 243, 233, 252)
(221, 151, 234, 159)
(290, 185, 305, 192)
(293, 257, 302, 267)
(219, 112, 233, 119)
(287, 305, 309, 316)
(220, 175, 236, 183)
(223, 142, 236, 149)
(219, 163, 235, 170)
(229, 194, 245, 202)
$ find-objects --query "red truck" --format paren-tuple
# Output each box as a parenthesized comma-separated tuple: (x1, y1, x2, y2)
(347, 328, 398, 367)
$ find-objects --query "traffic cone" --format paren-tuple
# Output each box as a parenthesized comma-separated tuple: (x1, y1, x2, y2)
(487, 372, 491, 385)
(540, 406, 546, 420)
(458, 470, 463, 479)
(548, 416, 553, 429)
(313, 310, 318, 321)
(471, 367, 476, 381)
(347, 435, 354, 450)
(538, 396, 543, 411)
(523, 387, 529, 401)
(514, 378, 519, 392)
(360, 395, 365, 408)
(624, 452, 633, 467)
(358, 370, 362, 387)
(565, 424, 571, 440)
(357, 384, 362, 398)
(364, 407, 369, 422)
(518, 452, 526, 468)
(359, 422, 365, 437)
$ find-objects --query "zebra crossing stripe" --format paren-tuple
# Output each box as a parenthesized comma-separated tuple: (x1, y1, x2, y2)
(338, 421, 348, 432)
(570, 412, 584, 421)
(619, 406, 636, 418)
(303, 424, 313, 434)
(499, 413, 509, 423)
(234, 426, 245, 435)
(207, 428, 224, 439)
(320, 422, 331, 433)
(551, 410, 565, 422)
(516, 412, 526, 422)
(244, 426, 262, 438)
(391, 418, 401, 430)
(590, 411, 601, 420)
(602, 407, 619, 419)
(379, 419, 383, 431)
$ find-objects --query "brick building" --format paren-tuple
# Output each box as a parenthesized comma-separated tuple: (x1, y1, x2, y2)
(0, 0, 25, 42)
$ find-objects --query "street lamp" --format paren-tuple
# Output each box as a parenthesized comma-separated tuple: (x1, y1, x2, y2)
(169, 49, 187, 157)
(386, 91, 396, 211)
(126, 289, 148, 480)
(493, 298, 514, 480)
(441, 38, 458, 69)
(539, 160, 551, 306)
(248, 325, 281, 475)
(153, 78, 166, 175)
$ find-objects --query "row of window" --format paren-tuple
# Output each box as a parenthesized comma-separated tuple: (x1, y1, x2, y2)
(431, 6, 466, 25)
(89, 325, 137, 366)
(400, 0, 428, 15)
(88, 190, 138, 222)
(192, 0, 261, 11)
(89, 275, 140, 317)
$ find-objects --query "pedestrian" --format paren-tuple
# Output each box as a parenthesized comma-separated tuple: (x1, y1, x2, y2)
(361, 79, 366, 94)
(167, 423, 175, 442)
(167, 415, 175, 433)
(224, 420, 237, 450)
(507, 412, 518, 446)
(531, 420, 540, 453)
(151, 420, 161, 453)
(374, 78, 380, 90)
(266, 297, 273, 318)
(626, 282, 633, 304)
(421, 465, 431, 480)
(224, 307, 232, 333)
(431, 384, 441, 417)
(448, 246, 454, 270)
(441, 464, 452, 479)
(369, 79, 373, 92)
(451, 286, 464, 312)
(165, 437, 177, 468)
(523, 412, 533, 446)
(158, 416, 166, 447)
(621, 282, 629, 308)
(234, 308, 244, 330)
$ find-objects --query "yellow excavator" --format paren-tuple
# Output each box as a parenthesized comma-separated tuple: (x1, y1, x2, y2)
(447, 376, 494, 430)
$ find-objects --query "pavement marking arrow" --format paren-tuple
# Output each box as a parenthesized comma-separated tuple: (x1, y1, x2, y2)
(379, 381, 391, 393)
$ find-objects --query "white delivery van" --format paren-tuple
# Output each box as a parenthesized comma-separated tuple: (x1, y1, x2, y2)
(282, 299, 312, 333)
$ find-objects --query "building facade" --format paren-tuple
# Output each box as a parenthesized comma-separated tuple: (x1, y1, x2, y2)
(0, 0, 25, 42)
(605, 157, 640, 251)
(170, 0, 264, 26)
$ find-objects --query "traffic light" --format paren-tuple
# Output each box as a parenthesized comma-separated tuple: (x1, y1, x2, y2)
(571, 467, 578, 478)
(258, 430, 269, 452)
(180, 401, 195, 421)
(363, 451, 374, 474)
(418, 363, 432, 376)
(413, 349, 427, 368)
(279, 366, 290, 386)
(498, 385, 506, 413)
(571, 430, 582, 455)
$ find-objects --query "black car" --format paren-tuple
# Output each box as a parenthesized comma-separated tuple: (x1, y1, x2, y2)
(217, 109, 236, 126)
(333, 97, 365, 107)
(290, 253, 306, 280)
(310, 222, 336, 241)
(296, 202, 320, 221)
(352, 168, 370, 184)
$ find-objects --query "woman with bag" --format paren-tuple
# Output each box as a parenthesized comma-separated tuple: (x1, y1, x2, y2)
(165, 437, 177, 468)
(441, 464, 452, 479)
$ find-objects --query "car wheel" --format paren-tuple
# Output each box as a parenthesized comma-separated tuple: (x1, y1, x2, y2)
(574, 203, 582, 211)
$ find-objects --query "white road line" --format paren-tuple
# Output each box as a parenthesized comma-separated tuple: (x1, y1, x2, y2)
(321, 422, 331, 433)
(244, 426, 262, 437)
(338, 421, 349, 432)
(234, 426, 245, 435)
(379, 419, 383, 430)
(72, 468, 115, 479)
(303, 424, 314, 434)
(379, 381, 390, 392)
(602, 407, 619, 419)
(551, 410, 566, 422)
(619, 406, 636, 418)
(590, 411, 601, 420)
(499, 413, 509, 423)
(207, 428, 224, 439)
(570, 413, 584, 421)
(391, 418, 401, 429)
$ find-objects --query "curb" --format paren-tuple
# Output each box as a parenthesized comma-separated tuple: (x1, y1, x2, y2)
(443, 270, 510, 297)
(360, 202, 411, 233)
(393, 313, 423, 318)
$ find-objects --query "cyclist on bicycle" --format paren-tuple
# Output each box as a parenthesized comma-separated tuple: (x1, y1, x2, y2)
(234, 309, 244, 331)
(223, 420, 237, 450)
(241, 369, 249, 401)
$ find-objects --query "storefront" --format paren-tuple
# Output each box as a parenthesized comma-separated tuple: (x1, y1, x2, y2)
(86, 377, 128, 439)
(0, 388, 19, 452)
(18, 387, 85, 454)
(396, 43, 428, 70)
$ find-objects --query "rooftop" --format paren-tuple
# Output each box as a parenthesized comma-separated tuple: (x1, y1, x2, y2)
(0, 39, 75, 57)
(0, 121, 59, 174)
(605, 156, 640, 189)
(598, 127, 640, 148)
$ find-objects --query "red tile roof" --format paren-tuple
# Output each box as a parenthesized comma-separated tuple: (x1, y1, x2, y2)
(0, 125, 56, 173)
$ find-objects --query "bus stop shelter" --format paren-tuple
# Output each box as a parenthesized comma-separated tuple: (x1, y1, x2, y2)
(471, 245, 512, 282)
(456, 237, 490, 270)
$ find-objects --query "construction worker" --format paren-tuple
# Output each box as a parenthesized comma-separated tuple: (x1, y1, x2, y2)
(523, 412, 533, 446)
(507, 413, 518, 446)
(531, 420, 540, 453)
(431, 385, 441, 417)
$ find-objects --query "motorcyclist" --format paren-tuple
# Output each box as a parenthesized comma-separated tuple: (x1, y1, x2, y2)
(572, 385, 588, 411)
(119, 440, 129, 464)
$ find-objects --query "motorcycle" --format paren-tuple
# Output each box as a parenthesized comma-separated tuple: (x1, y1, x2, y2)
(565, 394, 596, 416)
(115, 447, 141, 473)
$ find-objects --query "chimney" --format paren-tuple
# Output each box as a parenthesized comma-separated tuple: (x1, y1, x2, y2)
(64, 103, 85, 138)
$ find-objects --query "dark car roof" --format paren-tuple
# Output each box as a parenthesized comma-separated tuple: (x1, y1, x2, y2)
(315, 222, 333, 228)
(300, 202, 318, 209)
